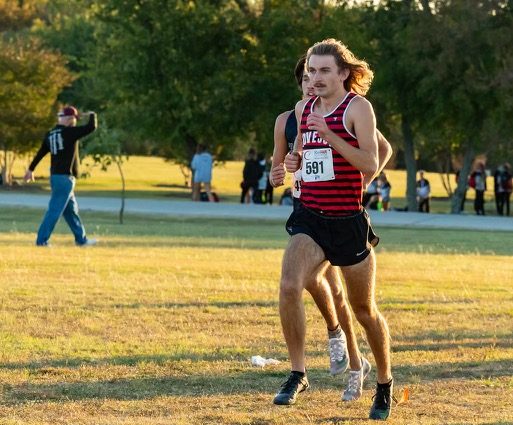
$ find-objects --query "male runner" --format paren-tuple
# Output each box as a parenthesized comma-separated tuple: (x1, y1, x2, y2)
(275, 39, 394, 420)
(270, 55, 376, 403)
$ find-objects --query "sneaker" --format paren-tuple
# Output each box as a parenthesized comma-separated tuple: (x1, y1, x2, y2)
(273, 371, 309, 405)
(369, 380, 394, 420)
(342, 357, 372, 401)
(77, 238, 98, 247)
(328, 334, 349, 375)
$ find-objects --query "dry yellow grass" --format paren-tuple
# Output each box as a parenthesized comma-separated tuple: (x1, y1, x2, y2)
(0, 209, 512, 424)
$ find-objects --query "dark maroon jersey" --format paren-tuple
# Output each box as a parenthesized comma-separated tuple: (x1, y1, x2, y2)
(299, 92, 363, 216)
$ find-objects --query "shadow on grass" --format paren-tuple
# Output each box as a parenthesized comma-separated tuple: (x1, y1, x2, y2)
(393, 338, 513, 353)
(390, 358, 513, 381)
(153, 184, 189, 189)
(2, 358, 512, 405)
(0, 351, 256, 371)
(109, 300, 278, 310)
(2, 368, 286, 404)
(0, 300, 278, 316)
(317, 417, 370, 423)
(449, 423, 513, 425)
(0, 236, 287, 251)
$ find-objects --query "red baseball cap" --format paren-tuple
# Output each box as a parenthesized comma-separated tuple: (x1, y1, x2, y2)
(58, 106, 79, 118)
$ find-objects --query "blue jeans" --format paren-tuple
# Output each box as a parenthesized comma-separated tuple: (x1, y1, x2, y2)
(36, 174, 87, 245)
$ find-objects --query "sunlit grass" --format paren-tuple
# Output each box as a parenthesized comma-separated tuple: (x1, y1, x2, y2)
(0, 207, 512, 424)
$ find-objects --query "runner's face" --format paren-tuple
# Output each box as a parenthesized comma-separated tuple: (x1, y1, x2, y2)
(301, 72, 315, 98)
(308, 54, 347, 98)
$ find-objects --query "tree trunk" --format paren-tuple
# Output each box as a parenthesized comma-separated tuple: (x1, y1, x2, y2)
(116, 157, 126, 224)
(401, 115, 417, 212)
(1, 148, 13, 186)
(451, 145, 474, 214)
(437, 155, 453, 197)
(179, 163, 191, 187)
(8, 155, 16, 183)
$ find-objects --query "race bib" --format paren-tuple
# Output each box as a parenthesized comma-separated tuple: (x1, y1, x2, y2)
(301, 148, 335, 182)
(292, 170, 302, 198)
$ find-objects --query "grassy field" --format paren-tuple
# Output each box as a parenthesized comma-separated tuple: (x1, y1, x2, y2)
(8, 155, 501, 214)
(0, 207, 512, 424)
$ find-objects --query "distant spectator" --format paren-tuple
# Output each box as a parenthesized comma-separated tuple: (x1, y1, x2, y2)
(240, 148, 262, 204)
(191, 144, 214, 202)
(505, 163, 512, 216)
(416, 170, 431, 213)
(255, 152, 267, 204)
(24, 107, 98, 246)
(494, 163, 512, 216)
(363, 178, 380, 210)
(279, 187, 294, 206)
(378, 172, 392, 211)
(470, 162, 487, 215)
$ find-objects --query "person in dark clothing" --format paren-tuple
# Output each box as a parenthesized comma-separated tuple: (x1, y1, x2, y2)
(470, 162, 487, 215)
(504, 163, 513, 216)
(494, 164, 512, 216)
(416, 171, 431, 213)
(240, 148, 262, 203)
(254, 152, 267, 204)
(24, 106, 98, 246)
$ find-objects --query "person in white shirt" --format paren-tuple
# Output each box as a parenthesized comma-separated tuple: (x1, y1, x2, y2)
(416, 170, 431, 213)
(191, 144, 214, 202)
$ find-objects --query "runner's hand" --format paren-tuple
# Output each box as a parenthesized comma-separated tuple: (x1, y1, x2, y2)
(270, 163, 286, 187)
(307, 112, 332, 139)
(284, 152, 301, 173)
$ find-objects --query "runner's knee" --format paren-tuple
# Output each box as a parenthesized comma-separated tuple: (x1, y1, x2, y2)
(304, 274, 323, 293)
(280, 276, 303, 300)
(353, 303, 379, 327)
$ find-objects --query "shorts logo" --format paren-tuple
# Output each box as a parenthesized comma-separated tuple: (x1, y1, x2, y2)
(356, 249, 367, 257)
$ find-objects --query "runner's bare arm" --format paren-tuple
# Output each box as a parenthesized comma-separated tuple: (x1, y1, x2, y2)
(270, 111, 291, 187)
(363, 129, 393, 187)
(285, 99, 308, 173)
(306, 97, 378, 176)
(292, 100, 305, 154)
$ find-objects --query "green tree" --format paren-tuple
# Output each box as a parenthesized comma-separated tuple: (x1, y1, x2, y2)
(32, 0, 99, 110)
(360, 0, 430, 212)
(90, 0, 256, 166)
(243, 0, 330, 152)
(0, 0, 42, 32)
(0, 36, 73, 185)
(413, 0, 513, 213)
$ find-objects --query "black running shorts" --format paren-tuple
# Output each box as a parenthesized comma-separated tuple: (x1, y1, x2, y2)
(285, 202, 379, 267)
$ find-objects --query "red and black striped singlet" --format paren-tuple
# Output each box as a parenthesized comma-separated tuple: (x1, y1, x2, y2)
(299, 92, 363, 216)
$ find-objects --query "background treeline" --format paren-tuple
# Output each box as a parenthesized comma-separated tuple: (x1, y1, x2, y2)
(1, 0, 512, 211)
